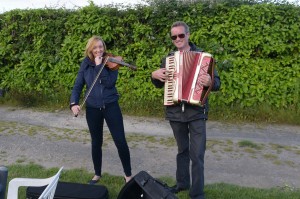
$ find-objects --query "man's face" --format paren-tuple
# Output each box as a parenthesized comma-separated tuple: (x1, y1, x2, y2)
(170, 26, 190, 51)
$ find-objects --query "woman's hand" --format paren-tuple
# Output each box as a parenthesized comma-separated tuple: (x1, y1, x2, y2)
(71, 105, 81, 117)
(95, 53, 103, 65)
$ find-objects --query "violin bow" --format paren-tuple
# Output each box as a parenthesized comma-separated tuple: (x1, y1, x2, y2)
(74, 56, 109, 117)
(74, 55, 137, 117)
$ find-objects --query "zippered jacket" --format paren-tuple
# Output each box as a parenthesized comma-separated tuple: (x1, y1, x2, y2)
(70, 56, 119, 108)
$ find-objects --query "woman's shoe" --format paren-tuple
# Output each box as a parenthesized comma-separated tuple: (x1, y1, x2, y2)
(124, 175, 132, 183)
(88, 175, 100, 185)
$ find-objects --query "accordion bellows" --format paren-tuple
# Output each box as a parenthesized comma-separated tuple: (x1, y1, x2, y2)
(164, 51, 215, 106)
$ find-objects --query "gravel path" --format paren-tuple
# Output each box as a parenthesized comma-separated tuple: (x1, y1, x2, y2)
(0, 106, 299, 189)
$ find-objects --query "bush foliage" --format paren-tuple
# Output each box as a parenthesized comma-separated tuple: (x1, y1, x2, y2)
(0, 0, 299, 120)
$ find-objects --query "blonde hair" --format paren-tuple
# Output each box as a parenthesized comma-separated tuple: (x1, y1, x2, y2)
(84, 36, 106, 61)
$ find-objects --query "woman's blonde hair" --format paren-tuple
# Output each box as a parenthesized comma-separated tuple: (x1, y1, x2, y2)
(84, 36, 106, 61)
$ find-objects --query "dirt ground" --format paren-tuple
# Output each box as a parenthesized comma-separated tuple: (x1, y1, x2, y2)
(0, 105, 299, 190)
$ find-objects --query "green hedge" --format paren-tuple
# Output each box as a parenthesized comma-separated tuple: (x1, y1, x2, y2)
(0, 0, 299, 112)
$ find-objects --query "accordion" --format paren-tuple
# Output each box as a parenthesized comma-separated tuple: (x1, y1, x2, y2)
(164, 51, 215, 106)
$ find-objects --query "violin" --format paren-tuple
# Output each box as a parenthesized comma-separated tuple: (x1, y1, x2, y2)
(74, 52, 137, 116)
(102, 52, 137, 71)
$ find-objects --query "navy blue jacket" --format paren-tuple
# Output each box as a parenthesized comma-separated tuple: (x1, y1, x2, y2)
(151, 42, 221, 122)
(70, 56, 119, 108)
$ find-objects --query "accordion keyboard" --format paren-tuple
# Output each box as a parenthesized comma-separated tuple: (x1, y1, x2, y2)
(164, 56, 176, 106)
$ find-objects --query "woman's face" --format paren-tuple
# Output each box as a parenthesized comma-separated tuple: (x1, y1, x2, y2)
(92, 40, 105, 58)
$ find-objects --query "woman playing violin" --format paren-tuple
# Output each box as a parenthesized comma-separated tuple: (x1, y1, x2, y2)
(70, 35, 132, 184)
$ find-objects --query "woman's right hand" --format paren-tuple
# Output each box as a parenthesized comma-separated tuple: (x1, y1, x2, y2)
(71, 105, 81, 117)
(95, 53, 104, 65)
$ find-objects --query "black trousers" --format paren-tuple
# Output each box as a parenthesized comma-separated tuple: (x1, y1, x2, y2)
(86, 101, 132, 177)
(170, 119, 206, 199)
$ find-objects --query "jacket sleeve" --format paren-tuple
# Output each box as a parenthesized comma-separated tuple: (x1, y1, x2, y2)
(151, 57, 166, 88)
(70, 63, 85, 105)
(211, 67, 221, 91)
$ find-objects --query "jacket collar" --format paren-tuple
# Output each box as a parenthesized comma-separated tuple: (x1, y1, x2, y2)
(82, 57, 99, 70)
(169, 42, 203, 56)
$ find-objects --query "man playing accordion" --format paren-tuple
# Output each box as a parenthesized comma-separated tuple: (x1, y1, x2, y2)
(151, 21, 221, 199)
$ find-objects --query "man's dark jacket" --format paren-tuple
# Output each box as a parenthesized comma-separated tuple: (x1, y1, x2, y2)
(151, 42, 221, 122)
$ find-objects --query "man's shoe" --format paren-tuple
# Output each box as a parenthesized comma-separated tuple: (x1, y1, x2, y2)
(170, 185, 189, 194)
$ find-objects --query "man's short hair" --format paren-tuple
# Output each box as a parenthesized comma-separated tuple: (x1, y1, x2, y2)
(171, 21, 190, 33)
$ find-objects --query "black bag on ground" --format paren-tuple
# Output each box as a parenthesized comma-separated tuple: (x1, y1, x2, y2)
(117, 170, 178, 199)
(26, 181, 108, 199)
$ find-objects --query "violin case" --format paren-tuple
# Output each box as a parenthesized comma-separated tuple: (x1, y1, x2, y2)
(117, 170, 178, 199)
(26, 181, 108, 199)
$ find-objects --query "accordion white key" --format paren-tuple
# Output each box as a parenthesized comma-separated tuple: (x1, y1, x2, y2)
(164, 51, 215, 106)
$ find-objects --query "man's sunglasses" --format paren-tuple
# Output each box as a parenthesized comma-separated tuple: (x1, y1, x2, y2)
(170, 33, 186, 40)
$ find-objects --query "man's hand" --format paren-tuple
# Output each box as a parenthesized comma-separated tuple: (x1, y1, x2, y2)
(199, 74, 212, 87)
(152, 68, 168, 82)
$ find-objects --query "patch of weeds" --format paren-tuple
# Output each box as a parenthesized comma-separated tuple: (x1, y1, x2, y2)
(243, 148, 257, 154)
(215, 156, 222, 161)
(210, 149, 218, 153)
(207, 139, 224, 149)
(8, 129, 15, 134)
(159, 137, 175, 147)
(238, 140, 263, 150)
(263, 153, 278, 161)
(226, 139, 233, 145)
(223, 146, 233, 152)
(279, 183, 297, 191)
(0, 127, 9, 132)
(27, 126, 40, 136)
(126, 134, 175, 148)
(270, 144, 290, 153)
(249, 155, 257, 159)
(0, 150, 7, 154)
(284, 160, 296, 167)
(16, 158, 26, 163)
(272, 160, 282, 165)
(130, 143, 138, 148)
(28, 161, 36, 165)
(147, 136, 159, 143)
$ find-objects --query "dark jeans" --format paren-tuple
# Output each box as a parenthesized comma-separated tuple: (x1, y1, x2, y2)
(86, 101, 132, 177)
(170, 119, 206, 199)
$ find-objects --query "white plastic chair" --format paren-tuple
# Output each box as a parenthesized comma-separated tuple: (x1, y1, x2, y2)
(6, 167, 63, 199)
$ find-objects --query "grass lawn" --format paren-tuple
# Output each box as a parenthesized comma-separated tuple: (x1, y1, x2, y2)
(2, 164, 300, 199)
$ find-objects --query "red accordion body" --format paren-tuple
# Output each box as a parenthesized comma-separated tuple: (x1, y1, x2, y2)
(164, 51, 215, 106)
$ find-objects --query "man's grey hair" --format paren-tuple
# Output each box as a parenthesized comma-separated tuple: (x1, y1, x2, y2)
(171, 21, 190, 33)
